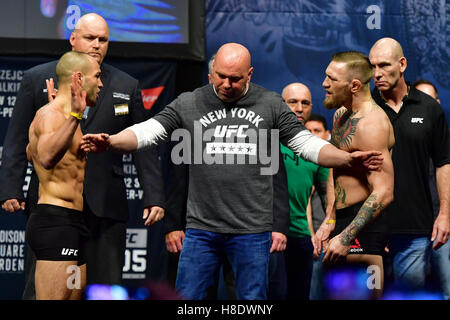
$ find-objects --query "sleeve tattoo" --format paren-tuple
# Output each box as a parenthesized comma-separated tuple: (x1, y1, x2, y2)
(339, 194, 384, 246)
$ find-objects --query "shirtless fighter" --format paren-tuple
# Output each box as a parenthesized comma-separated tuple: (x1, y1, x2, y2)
(314, 51, 395, 298)
(25, 51, 102, 300)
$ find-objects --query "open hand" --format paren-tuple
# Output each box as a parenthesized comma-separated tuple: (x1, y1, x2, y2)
(80, 133, 110, 153)
(349, 150, 383, 171)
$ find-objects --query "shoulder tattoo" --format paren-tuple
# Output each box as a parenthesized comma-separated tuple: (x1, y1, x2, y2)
(331, 110, 361, 149)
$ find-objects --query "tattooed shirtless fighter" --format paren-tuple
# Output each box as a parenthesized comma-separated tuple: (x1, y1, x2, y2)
(313, 51, 394, 298)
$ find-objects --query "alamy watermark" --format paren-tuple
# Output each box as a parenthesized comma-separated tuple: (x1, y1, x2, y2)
(366, 264, 381, 290)
(66, 265, 81, 290)
(366, 5, 381, 30)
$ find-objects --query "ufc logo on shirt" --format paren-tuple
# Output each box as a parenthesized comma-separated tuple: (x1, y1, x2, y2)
(411, 118, 424, 123)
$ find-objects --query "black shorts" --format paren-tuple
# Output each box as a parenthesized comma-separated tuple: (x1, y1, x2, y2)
(333, 202, 388, 256)
(26, 204, 88, 264)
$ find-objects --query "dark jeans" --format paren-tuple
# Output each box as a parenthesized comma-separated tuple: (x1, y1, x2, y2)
(284, 236, 313, 300)
(83, 205, 126, 285)
(268, 251, 287, 300)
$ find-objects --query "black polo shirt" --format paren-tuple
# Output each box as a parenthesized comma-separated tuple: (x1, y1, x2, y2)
(372, 86, 450, 235)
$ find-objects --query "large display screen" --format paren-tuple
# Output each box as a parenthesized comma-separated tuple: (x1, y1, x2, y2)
(0, 0, 204, 60)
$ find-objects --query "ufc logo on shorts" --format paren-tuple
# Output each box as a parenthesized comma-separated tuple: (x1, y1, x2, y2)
(61, 248, 78, 256)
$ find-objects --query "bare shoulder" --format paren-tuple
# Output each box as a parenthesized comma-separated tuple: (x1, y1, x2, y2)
(31, 103, 66, 136)
(355, 103, 394, 150)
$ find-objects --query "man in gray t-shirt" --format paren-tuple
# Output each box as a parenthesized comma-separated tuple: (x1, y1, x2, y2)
(82, 43, 383, 300)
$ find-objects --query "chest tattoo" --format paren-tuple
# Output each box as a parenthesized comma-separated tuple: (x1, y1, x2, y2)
(330, 111, 361, 149)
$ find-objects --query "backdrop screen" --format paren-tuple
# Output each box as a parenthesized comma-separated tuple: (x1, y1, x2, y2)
(0, 0, 204, 60)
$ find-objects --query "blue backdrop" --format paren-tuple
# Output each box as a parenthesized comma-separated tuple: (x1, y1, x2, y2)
(205, 0, 450, 129)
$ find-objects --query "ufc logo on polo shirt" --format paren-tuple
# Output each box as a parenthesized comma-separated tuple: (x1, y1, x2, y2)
(411, 117, 424, 123)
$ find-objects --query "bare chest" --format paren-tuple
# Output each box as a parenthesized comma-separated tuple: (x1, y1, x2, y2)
(66, 126, 86, 163)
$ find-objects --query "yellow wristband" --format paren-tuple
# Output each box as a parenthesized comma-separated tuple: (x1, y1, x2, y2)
(326, 219, 336, 224)
(70, 112, 83, 120)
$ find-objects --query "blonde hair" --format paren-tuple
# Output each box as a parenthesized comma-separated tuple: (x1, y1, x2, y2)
(56, 51, 92, 84)
(332, 51, 373, 85)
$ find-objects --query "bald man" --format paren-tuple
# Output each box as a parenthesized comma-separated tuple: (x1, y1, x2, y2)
(82, 42, 384, 300)
(281, 83, 313, 123)
(370, 38, 450, 292)
(0, 13, 165, 298)
(279, 82, 327, 300)
(26, 51, 102, 299)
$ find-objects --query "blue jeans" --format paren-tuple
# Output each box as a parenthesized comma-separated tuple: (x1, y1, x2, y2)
(284, 236, 314, 300)
(310, 252, 325, 300)
(389, 235, 431, 290)
(430, 240, 450, 300)
(175, 229, 271, 300)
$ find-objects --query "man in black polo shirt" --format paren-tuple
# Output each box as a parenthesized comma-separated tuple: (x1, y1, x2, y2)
(369, 38, 450, 292)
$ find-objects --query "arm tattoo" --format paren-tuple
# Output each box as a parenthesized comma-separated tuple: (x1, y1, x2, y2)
(335, 181, 346, 206)
(340, 194, 385, 246)
(330, 111, 360, 149)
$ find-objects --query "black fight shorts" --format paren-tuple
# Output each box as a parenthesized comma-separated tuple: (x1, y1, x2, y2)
(26, 204, 88, 264)
(333, 202, 388, 256)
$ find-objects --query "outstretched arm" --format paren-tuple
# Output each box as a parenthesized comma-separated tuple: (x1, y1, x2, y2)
(286, 130, 383, 171)
(317, 144, 383, 170)
(81, 118, 168, 154)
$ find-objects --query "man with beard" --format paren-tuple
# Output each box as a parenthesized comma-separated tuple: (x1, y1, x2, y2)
(314, 51, 395, 299)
